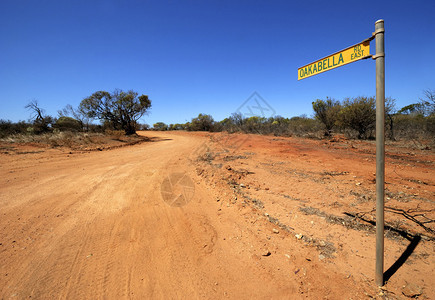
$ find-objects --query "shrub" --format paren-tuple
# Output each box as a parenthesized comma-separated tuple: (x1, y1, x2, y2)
(54, 116, 82, 132)
(190, 114, 215, 131)
(338, 96, 376, 139)
(312, 98, 341, 136)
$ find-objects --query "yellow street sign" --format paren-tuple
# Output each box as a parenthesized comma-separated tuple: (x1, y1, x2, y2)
(298, 40, 371, 80)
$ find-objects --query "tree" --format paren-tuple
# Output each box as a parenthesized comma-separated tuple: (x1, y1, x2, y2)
(397, 90, 434, 117)
(312, 98, 341, 136)
(79, 89, 151, 135)
(397, 103, 422, 115)
(153, 122, 168, 131)
(168, 123, 184, 130)
(25, 100, 54, 134)
(190, 114, 214, 131)
(385, 97, 397, 140)
(229, 113, 245, 127)
(58, 104, 91, 131)
(419, 89, 435, 116)
(338, 96, 376, 139)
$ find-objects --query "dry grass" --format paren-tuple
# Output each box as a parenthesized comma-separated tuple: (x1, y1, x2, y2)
(0, 132, 148, 151)
(1, 132, 103, 147)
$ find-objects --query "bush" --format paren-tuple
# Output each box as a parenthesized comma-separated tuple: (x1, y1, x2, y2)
(392, 114, 435, 141)
(190, 114, 215, 131)
(312, 98, 341, 136)
(54, 116, 82, 132)
(338, 96, 376, 139)
(0, 120, 30, 138)
(153, 122, 168, 131)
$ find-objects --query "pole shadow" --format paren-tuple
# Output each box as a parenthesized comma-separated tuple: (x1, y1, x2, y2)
(383, 235, 421, 284)
(343, 212, 422, 284)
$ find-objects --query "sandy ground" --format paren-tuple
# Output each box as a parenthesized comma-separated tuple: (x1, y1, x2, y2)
(0, 131, 433, 299)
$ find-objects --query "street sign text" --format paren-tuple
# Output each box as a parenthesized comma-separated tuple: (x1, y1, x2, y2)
(298, 40, 370, 80)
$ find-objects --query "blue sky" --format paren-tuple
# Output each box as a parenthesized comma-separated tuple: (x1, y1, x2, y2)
(1, 0, 434, 125)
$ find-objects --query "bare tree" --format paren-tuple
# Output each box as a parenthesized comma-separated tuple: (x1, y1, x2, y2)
(58, 104, 90, 131)
(25, 100, 53, 134)
(25, 100, 45, 122)
(419, 89, 435, 116)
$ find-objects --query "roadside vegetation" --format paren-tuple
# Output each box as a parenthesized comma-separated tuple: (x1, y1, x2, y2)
(0, 89, 151, 149)
(151, 89, 434, 145)
(1, 89, 434, 148)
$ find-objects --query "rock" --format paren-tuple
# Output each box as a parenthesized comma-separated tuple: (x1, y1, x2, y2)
(295, 234, 303, 240)
(272, 228, 279, 234)
(319, 240, 326, 247)
(402, 283, 422, 298)
(262, 250, 271, 256)
(240, 184, 246, 188)
(265, 187, 269, 190)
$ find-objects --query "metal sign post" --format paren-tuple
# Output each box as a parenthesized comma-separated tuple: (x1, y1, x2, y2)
(297, 19, 386, 287)
(374, 19, 385, 287)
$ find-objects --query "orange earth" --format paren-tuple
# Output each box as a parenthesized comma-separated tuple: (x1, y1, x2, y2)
(0, 131, 433, 299)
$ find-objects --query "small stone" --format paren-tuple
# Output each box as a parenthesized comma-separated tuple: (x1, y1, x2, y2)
(319, 240, 326, 247)
(265, 187, 269, 190)
(356, 182, 361, 186)
(295, 234, 303, 240)
(402, 283, 422, 298)
(264, 213, 269, 217)
(262, 250, 271, 256)
(240, 184, 246, 188)
(272, 228, 279, 234)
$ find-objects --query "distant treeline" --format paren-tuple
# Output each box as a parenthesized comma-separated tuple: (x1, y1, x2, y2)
(153, 92, 434, 141)
(1, 90, 434, 141)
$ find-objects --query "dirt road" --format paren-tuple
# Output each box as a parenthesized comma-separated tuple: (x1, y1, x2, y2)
(1, 131, 433, 299)
(0, 132, 288, 299)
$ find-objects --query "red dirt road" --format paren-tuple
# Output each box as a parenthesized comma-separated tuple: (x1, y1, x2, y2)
(1, 131, 434, 299)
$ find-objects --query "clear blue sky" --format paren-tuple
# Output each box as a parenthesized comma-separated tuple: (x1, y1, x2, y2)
(1, 0, 434, 125)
